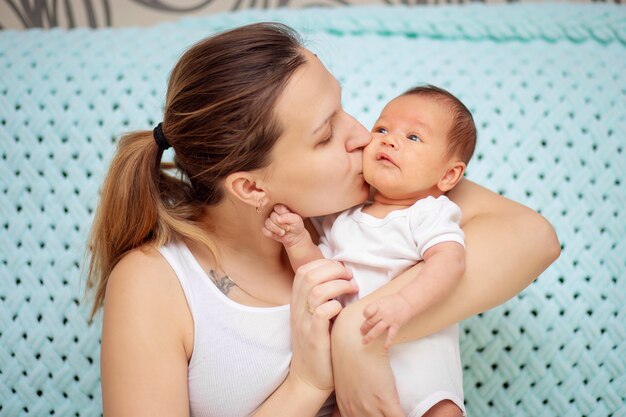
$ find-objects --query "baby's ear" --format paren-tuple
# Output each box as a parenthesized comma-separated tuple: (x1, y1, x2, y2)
(438, 161, 466, 193)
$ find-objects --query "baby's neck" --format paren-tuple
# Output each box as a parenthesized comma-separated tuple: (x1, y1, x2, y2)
(363, 189, 443, 218)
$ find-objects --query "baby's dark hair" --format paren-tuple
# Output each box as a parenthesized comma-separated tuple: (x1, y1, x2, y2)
(402, 85, 476, 164)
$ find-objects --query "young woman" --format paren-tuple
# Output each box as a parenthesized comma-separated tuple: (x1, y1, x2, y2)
(86, 23, 560, 417)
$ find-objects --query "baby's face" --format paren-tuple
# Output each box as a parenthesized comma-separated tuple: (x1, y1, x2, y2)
(363, 94, 454, 201)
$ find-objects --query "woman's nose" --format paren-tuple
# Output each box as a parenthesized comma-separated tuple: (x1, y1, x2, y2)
(344, 113, 372, 152)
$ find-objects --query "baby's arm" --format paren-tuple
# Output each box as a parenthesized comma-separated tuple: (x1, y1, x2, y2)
(263, 204, 325, 272)
(361, 241, 465, 351)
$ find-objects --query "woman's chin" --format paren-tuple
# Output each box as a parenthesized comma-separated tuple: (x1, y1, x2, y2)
(337, 187, 370, 213)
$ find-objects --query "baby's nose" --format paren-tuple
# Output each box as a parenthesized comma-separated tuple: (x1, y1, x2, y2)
(381, 136, 399, 149)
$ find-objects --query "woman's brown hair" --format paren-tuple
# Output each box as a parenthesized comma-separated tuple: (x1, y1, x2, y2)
(85, 22, 306, 321)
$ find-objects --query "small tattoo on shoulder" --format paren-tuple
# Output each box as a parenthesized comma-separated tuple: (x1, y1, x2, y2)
(208, 270, 237, 295)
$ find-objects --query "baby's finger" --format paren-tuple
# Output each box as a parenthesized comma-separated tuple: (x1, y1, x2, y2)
(264, 218, 286, 237)
(362, 320, 389, 345)
(360, 316, 380, 336)
(270, 212, 295, 233)
(262, 225, 284, 240)
(384, 325, 399, 352)
(273, 204, 292, 215)
(363, 302, 379, 320)
(262, 226, 273, 238)
(269, 210, 286, 226)
(278, 212, 302, 227)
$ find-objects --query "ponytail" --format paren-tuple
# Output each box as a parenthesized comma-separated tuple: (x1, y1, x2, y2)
(85, 22, 306, 322)
(85, 131, 217, 322)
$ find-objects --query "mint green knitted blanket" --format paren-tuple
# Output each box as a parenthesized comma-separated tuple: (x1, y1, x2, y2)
(1, 4, 624, 416)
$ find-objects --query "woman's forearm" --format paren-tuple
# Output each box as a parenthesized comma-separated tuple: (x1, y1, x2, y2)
(398, 208, 558, 341)
(330, 180, 559, 416)
(397, 242, 465, 317)
(252, 374, 332, 417)
(336, 179, 561, 342)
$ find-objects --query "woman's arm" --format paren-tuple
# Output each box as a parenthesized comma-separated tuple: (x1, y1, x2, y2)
(371, 179, 559, 340)
(360, 242, 465, 350)
(332, 179, 560, 416)
(101, 249, 192, 417)
(102, 251, 356, 417)
(253, 259, 359, 417)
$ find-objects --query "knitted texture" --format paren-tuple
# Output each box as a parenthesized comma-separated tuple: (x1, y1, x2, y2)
(1, 4, 624, 416)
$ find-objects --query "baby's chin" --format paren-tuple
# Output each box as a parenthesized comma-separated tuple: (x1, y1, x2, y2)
(362, 170, 391, 196)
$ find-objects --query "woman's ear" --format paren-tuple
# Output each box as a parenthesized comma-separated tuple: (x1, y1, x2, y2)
(224, 171, 269, 211)
(437, 161, 466, 193)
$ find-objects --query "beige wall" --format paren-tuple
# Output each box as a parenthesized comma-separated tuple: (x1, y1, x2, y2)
(0, 0, 605, 30)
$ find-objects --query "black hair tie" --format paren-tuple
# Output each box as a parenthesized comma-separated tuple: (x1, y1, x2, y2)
(153, 122, 171, 151)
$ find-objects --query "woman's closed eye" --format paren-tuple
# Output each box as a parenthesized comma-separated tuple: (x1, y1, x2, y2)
(318, 129, 333, 146)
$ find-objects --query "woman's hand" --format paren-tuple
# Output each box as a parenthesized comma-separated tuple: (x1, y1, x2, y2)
(331, 305, 405, 417)
(289, 258, 359, 393)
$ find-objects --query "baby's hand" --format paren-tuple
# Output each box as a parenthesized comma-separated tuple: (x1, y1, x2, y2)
(262, 204, 307, 247)
(360, 294, 415, 352)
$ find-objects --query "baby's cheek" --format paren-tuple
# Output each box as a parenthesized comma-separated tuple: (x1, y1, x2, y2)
(362, 157, 376, 180)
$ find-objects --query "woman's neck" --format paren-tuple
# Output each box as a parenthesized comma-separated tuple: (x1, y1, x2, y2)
(200, 197, 281, 251)
(194, 200, 294, 306)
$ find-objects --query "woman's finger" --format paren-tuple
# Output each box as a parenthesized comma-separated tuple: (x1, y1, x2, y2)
(295, 260, 353, 293)
(307, 279, 357, 310)
(310, 299, 343, 323)
(289, 260, 354, 393)
(294, 257, 340, 276)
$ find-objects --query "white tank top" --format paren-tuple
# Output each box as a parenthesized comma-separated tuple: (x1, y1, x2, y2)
(158, 240, 335, 417)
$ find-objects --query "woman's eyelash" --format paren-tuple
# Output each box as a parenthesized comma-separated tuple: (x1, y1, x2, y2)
(319, 130, 333, 145)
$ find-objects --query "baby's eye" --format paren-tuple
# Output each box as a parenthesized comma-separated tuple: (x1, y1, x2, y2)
(375, 127, 388, 134)
(407, 134, 422, 142)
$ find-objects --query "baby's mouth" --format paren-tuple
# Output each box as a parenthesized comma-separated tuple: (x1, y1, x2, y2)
(376, 152, 397, 166)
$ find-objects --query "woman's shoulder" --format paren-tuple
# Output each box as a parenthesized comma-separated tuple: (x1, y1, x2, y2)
(104, 244, 193, 355)
(107, 243, 187, 307)
(108, 244, 174, 292)
(105, 246, 188, 319)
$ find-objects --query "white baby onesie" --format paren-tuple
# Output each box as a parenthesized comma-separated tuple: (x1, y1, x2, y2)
(317, 195, 466, 417)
